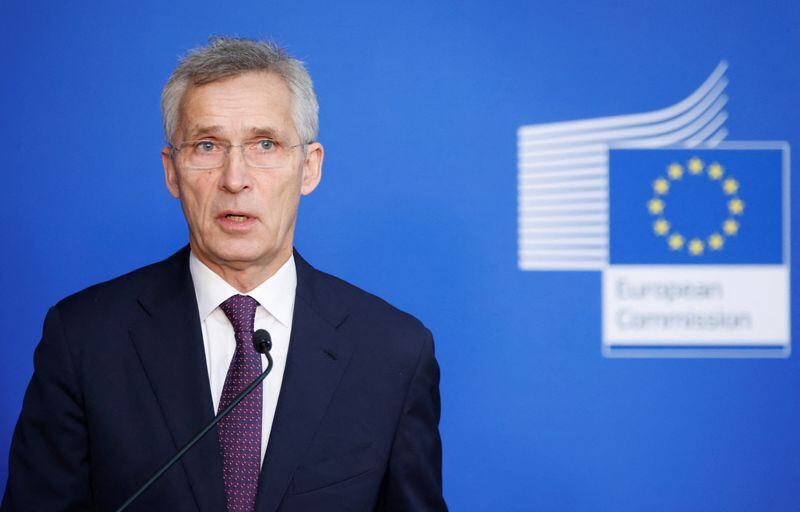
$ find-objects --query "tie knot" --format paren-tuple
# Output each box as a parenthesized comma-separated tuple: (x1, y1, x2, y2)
(219, 294, 259, 336)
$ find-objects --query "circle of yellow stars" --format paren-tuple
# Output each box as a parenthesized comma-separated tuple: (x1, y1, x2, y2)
(647, 156, 744, 256)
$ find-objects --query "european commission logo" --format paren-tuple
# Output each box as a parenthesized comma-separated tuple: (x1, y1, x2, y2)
(517, 62, 791, 358)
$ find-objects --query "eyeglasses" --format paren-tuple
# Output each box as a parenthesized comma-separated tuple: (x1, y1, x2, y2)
(169, 138, 308, 170)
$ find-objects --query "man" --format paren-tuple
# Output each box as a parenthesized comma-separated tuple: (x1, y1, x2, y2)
(3, 37, 447, 511)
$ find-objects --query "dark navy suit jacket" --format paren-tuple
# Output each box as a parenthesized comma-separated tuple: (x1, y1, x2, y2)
(3, 247, 447, 511)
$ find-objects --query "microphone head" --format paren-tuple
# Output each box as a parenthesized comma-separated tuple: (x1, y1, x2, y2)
(252, 329, 272, 354)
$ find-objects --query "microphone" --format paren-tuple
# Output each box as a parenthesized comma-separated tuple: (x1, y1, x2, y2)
(253, 328, 272, 354)
(115, 329, 274, 512)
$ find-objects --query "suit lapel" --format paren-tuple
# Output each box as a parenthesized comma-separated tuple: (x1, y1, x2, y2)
(255, 251, 351, 512)
(127, 247, 226, 512)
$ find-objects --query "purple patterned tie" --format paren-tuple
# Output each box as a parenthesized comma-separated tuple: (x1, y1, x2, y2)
(218, 294, 262, 512)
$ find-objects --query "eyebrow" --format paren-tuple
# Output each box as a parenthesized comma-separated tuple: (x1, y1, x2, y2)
(243, 126, 284, 139)
(183, 125, 285, 140)
(183, 125, 224, 139)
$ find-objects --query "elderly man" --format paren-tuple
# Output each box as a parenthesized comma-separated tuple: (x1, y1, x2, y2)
(3, 37, 447, 512)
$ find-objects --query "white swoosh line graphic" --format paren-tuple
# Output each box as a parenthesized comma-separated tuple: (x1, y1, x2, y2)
(518, 61, 728, 138)
(517, 61, 730, 271)
(518, 80, 728, 152)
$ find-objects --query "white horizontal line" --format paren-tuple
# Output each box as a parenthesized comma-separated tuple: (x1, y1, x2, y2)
(517, 167, 607, 182)
(519, 178, 607, 192)
(686, 140, 789, 150)
(519, 225, 608, 235)
(520, 237, 607, 246)
(518, 195, 606, 205)
(519, 155, 608, 170)
(517, 190, 608, 205)
(518, 166, 607, 181)
(518, 260, 606, 270)
(521, 237, 608, 244)
(518, 151, 606, 165)
(519, 201, 606, 212)
(517, 144, 608, 161)
(519, 214, 608, 224)
(519, 191, 606, 201)
(519, 248, 608, 258)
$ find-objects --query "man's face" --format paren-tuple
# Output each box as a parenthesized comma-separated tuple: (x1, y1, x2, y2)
(162, 71, 322, 284)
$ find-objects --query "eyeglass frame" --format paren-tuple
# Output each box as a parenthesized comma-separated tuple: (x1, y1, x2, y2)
(167, 138, 311, 170)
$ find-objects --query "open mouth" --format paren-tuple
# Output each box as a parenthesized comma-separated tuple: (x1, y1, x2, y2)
(218, 211, 256, 227)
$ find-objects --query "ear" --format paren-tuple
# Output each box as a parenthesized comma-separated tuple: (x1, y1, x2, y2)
(162, 147, 181, 199)
(300, 142, 323, 196)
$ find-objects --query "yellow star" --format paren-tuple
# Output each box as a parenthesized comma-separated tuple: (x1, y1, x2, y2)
(688, 157, 704, 175)
(668, 233, 684, 250)
(723, 219, 739, 236)
(708, 233, 724, 250)
(647, 198, 665, 215)
(707, 162, 724, 180)
(723, 178, 739, 195)
(668, 163, 684, 180)
(653, 178, 670, 195)
(728, 198, 745, 215)
(688, 238, 704, 256)
(653, 218, 670, 236)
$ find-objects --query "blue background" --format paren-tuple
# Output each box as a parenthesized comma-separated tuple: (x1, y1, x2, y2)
(609, 148, 784, 264)
(2, 1, 799, 510)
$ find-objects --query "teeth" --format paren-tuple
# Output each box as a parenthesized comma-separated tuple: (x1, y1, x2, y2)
(226, 215, 247, 222)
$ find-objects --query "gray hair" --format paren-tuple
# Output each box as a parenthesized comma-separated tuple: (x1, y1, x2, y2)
(161, 37, 318, 144)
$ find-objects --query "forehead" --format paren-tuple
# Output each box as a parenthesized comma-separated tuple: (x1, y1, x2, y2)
(178, 71, 295, 138)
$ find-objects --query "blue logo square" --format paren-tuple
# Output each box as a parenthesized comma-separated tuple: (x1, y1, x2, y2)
(608, 148, 784, 264)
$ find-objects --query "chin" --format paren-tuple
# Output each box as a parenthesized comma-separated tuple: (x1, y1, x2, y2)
(214, 247, 266, 266)
(198, 237, 260, 263)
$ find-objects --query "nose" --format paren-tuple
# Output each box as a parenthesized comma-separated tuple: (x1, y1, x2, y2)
(220, 145, 251, 193)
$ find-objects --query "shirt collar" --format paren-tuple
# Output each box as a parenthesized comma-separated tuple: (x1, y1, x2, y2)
(189, 251, 297, 327)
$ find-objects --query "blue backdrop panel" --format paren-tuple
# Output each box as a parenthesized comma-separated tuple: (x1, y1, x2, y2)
(1, 1, 798, 510)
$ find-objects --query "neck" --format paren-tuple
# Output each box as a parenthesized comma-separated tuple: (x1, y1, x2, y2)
(190, 245, 292, 293)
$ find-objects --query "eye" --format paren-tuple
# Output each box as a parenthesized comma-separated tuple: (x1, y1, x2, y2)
(255, 139, 276, 151)
(194, 140, 218, 152)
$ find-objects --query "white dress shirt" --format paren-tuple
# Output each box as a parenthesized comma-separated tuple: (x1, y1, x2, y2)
(189, 252, 296, 465)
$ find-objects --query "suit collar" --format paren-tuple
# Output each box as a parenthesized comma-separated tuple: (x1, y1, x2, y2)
(292, 249, 348, 329)
(254, 249, 353, 512)
(128, 246, 226, 512)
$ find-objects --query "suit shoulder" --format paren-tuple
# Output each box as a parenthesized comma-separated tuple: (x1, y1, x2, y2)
(54, 248, 186, 319)
(311, 268, 432, 344)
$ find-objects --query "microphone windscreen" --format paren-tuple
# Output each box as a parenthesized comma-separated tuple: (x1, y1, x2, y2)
(253, 329, 272, 354)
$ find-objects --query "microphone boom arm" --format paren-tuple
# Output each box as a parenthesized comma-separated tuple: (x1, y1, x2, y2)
(115, 350, 274, 512)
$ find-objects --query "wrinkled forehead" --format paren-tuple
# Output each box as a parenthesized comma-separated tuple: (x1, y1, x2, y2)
(176, 71, 297, 141)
